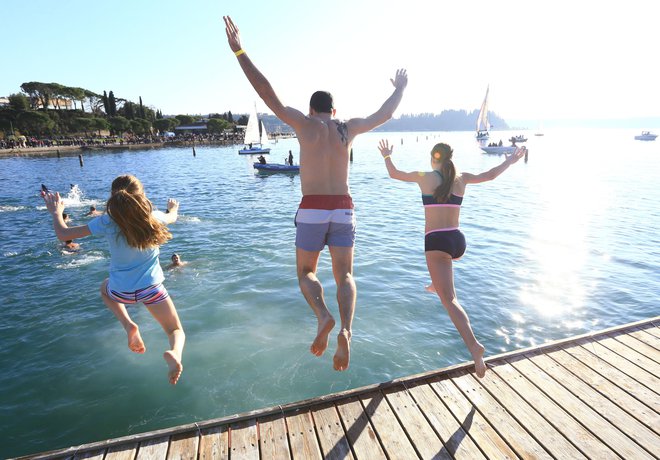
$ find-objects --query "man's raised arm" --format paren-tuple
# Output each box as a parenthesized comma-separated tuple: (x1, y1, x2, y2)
(224, 16, 304, 127)
(349, 69, 408, 134)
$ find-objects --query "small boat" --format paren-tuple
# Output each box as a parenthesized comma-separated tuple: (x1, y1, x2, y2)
(475, 86, 490, 141)
(239, 104, 271, 154)
(481, 146, 517, 155)
(253, 162, 300, 173)
(509, 135, 528, 143)
(634, 131, 658, 141)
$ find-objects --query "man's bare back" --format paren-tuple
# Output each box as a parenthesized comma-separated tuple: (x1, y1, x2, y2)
(298, 117, 352, 195)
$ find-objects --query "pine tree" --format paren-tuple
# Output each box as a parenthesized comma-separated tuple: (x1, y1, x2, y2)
(102, 91, 109, 116)
(108, 91, 117, 116)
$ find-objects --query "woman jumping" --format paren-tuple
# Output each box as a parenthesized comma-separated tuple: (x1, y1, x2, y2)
(378, 140, 525, 377)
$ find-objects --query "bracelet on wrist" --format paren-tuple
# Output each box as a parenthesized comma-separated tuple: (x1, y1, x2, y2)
(383, 155, 391, 160)
(234, 49, 245, 57)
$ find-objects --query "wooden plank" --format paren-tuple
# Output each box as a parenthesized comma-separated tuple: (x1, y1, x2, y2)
(511, 355, 654, 459)
(167, 432, 199, 460)
(563, 343, 660, 412)
(492, 361, 619, 458)
(642, 325, 660, 339)
(258, 414, 291, 460)
(310, 404, 353, 460)
(549, 349, 660, 433)
(476, 369, 586, 459)
(598, 335, 660, 377)
(335, 396, 386, 460)
(359, 391, 419, 460)
(105, 443, 139, 460)
(198, 426, 229, 460)
(73, 450, 106, 460)
(407, 382, 486, 460)
(285, 411, 322, 460)
(452, 373, 552, 459)
(430, 378, 518, 459)
(382, 385, 449, 459)
(229, 419, 259, 460)
(530, 352, 659, 456)
(581, 341, 660, 394)
(614, 332, 660, 363)
(136, 437, 169, 460)
(629, 328, 660, 351)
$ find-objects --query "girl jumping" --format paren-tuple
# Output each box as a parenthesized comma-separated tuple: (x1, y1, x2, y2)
(42, 175, 185, 384)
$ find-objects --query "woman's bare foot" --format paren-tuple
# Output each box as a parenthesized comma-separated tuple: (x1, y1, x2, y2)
(470, 342, 486, 378)
(333, 329, 352, 371)
(163, 350, 183, 385)
(310, 313, 335, 356)
(126, 323, 146, 354)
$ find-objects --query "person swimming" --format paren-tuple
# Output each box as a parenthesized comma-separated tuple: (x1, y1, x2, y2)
(167, 253, 188, 270)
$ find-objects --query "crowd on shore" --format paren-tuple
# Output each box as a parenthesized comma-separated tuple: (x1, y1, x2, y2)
(0, 131, 247, 151)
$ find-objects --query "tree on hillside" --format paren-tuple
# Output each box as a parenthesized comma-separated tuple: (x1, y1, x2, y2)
(207, 118, 230, 133)
(175, 114, 195, 125)
(102, 91, 109, 115)
(236, 115, 248, 125)
(91, 117, 110, 134)
(17, 111, 55, 135)
(8, 93, 30, 111)
(108, 91, 117, 116)
(108, 115, 129, 134)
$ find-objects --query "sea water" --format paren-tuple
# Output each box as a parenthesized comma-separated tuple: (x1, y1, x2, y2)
(1, 128, 658, 457)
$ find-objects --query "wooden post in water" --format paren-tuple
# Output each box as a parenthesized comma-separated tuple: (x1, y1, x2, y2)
(350, 148, 353, 162)
(192, 137, 196, 157)
(78, 154, 84, 167)
(56, 150, 61, 158)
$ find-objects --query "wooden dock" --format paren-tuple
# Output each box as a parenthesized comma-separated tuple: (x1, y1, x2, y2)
(18, 317, 660, 459)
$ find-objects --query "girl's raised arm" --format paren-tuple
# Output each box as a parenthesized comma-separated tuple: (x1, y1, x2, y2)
(42, 191, 91, 241)
(462, 146, 526, 185)
(379, 139, 422, 183)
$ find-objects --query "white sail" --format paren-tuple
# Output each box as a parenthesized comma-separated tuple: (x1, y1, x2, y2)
(243, 106, 261, 145)
(259, 120, 269, 145)
(476, 86, 490, 134)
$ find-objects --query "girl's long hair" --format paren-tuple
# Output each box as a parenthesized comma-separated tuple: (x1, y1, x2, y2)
(106, 175, 171, 249)
(431, 143, 456, 204)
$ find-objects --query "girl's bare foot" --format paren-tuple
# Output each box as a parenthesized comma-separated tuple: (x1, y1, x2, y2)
(333, 329, 351, 371)
(470, 342, 486, 378)
(310, 314, 335, 357)
(126, 323, 146, 354)
(163, 350, 183, 385)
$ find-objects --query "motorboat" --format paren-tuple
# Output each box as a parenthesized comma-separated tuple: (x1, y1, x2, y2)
(481, 145, 517, 155)
(253, 162, 299, 173)
(634, 131, 657, 141)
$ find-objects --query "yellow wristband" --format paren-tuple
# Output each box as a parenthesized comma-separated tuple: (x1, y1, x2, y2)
(383, 155, 391, 160)
(234, 49, 245, 57)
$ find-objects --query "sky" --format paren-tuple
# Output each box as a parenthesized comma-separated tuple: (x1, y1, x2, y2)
(2, 0, 659, 122)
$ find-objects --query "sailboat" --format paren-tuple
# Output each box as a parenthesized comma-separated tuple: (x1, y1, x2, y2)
(238, 104, 271, 154)
(475, 86, 490, 141)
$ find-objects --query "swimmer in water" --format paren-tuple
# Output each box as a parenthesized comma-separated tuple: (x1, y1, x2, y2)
(166, 253, 188, 270)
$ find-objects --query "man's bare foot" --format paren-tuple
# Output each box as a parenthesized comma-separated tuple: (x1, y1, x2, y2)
(310, 314, 335, 356)
(333, 329, 351, 371)
(470, 342, 486, 378)
(163, 350, 183, 385)
(126, 323, 146, 354)
(425, 283, 436, 293)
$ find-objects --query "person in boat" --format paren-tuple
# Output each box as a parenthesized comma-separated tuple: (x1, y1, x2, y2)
(498, 140, 503, 147)
(257, 154, 267, 164)
(377, 139, 526, 378)
(288, 150, 294, 166)
(41, 175, 186, 385)
(225, 15, 407, 371)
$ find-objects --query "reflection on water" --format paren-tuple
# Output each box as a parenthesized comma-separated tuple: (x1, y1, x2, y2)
(0, 128, 659, 457)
